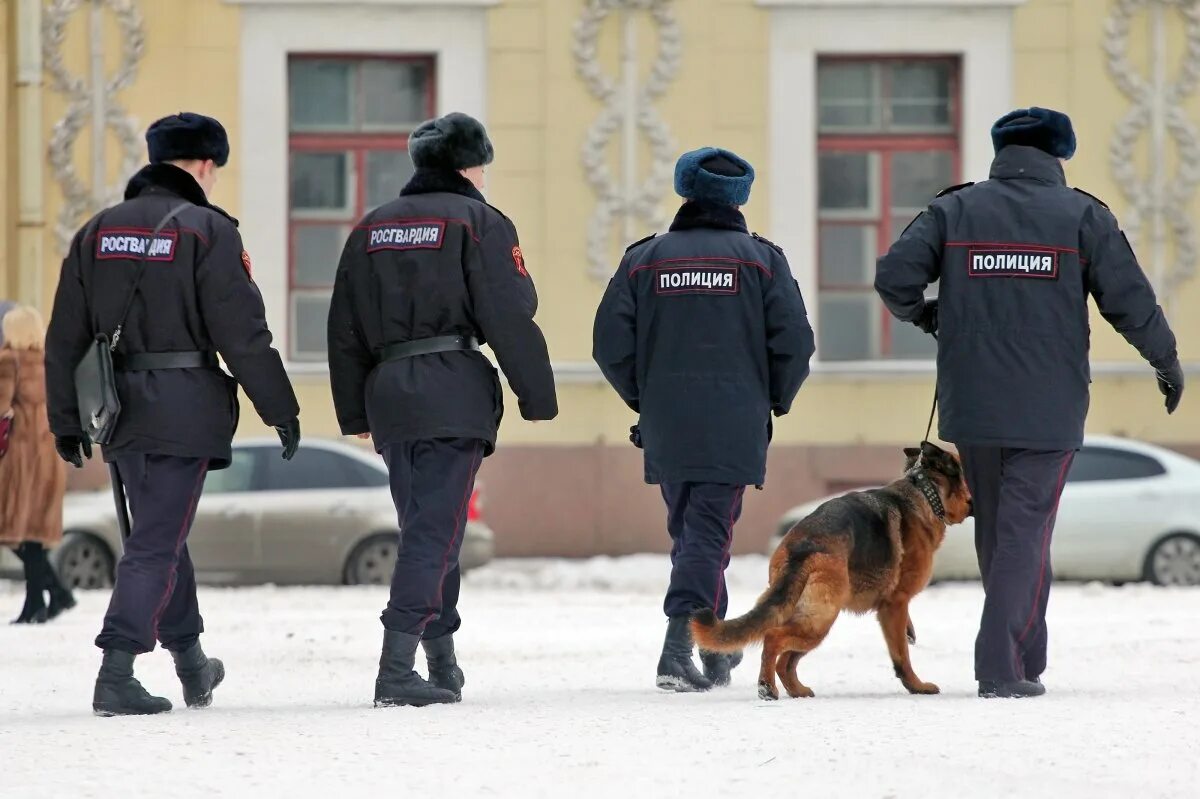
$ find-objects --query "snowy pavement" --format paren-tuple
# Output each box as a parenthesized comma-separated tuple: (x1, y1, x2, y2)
(2, 556, 1198, 799)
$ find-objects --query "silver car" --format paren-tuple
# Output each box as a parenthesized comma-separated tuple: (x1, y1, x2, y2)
(35, 439, 494, 588)
(766, 437, 1200, 586)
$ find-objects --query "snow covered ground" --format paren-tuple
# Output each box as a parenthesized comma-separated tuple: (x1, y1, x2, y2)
(2, 556, 1198, 799)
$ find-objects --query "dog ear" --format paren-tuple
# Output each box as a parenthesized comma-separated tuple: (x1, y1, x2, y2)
(903, 447, 921, 459)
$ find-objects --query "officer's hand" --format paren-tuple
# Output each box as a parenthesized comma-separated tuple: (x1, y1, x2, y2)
(55, 435, 92, 469)
(275, 418, 301, 460)
(914, 299, 939, 335)
(629, 424, 643, 449)
(1156, 360, 1185, 415)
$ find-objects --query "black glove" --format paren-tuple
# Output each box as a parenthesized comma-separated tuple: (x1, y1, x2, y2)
(913, 299, 938, 335)
(1156, 360, 1185, 415)
(55, 435, 92, 468)
(275, 418, 301, 460)
(629, 424, 643, 449)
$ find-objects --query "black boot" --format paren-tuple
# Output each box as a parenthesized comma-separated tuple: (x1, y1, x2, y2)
(93, 651, 173, 716)
(374, 630, 460, 707)
(978, 679, 1047, 699)
(656, 616, 713, 692)
(44, 552, 77, 621)
(171, 642, 225, 708)
(11, 544, 48, 625)
(422, 634, 465, 700)
(700, 649, 744, 687)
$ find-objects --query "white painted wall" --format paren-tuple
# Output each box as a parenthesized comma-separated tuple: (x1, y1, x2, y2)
(236, 2, 490, 370)
(763, 1, 1023, 369)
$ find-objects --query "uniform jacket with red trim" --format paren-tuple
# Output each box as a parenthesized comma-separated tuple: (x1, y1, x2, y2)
(327, 169, 557, 453)
(593, 201, 815, 486)
(875, 144, 1178, 450)
(45, 163, 298, 469)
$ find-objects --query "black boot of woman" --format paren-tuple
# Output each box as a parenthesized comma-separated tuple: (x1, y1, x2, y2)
(40, 545, 76, 619)
(11, 543, 48, 624)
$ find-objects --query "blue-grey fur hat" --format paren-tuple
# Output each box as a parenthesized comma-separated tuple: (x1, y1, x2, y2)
(146, 112, 230, 167)
(991, 107, 1076, 160)
(674, 147, 755, 206)
(409, 112, 494, 171)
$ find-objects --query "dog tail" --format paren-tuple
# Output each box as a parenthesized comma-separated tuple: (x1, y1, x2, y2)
(690, 542, 821, 653)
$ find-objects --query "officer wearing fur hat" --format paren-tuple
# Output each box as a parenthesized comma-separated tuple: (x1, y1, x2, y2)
(876, 107, 1183, 699)
(593, 147, 815, 692)
(45, 112, 301, 715)
(328, 111, 557, 707)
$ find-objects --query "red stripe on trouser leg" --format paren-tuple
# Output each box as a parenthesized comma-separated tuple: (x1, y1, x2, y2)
(419, 442, 483, 630)
(150, 459, 209, 640)
(1012, 451, 1074, 675)
(711, 486, 745, 616)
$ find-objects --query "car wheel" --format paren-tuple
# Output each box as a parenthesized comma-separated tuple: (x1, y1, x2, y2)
(1144, 533, 1200, 587)
(344, 533, 399, 586)
(54, 532, 115, 589)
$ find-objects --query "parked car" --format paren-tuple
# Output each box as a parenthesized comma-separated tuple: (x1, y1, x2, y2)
(767, 437, 1200, 586)
(30, 439, 494, 588)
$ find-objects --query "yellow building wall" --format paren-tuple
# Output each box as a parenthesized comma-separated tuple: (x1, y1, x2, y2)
(3, 0, 1194, 451)
(29, 0, 242, 312)
(1, 0, 13, 299)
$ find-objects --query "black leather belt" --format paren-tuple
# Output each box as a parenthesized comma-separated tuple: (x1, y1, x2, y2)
(114, 351, 218, 372)
(380, 335, 480, 362)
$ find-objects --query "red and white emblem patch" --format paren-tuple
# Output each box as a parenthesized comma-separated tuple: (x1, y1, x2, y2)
(241, 249, 253, 278)
(512, 245, 528, 277)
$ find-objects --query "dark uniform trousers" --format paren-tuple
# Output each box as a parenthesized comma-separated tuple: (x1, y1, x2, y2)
(95, 454, 209, 654)
(381, 438, 484, 639)
(660, 483, 745, 619)
(958, 447, 1075, 683)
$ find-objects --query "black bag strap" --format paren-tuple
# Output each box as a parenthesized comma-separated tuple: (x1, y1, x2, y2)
(110, 203, 190, 352)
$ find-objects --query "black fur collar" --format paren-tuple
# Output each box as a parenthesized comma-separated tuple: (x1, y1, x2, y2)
(400, 168, 487, 204)
(669, 200, 748, 234)
(124, 163, 238, 225)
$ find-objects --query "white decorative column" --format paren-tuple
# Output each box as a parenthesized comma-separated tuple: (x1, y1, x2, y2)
(1104, 0, 1200, 309)
(572, 0, 682, 281)
(43, 0, 145, 255)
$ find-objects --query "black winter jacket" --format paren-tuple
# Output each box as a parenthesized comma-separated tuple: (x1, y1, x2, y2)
(875, 145, 1178, 450)
(593, 202, 815, 486)
(327, 169, 557, 454)
(45, 163, 298, 469)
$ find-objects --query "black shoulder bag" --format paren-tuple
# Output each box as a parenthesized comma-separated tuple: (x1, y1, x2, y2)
(75, 203, 189, 445)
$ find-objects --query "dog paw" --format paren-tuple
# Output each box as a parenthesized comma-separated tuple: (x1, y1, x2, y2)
(906, 681, 940, 695)
(757, 682, 779, 701)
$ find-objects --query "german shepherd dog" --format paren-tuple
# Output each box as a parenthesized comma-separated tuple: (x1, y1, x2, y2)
(692, 442, 972, 700)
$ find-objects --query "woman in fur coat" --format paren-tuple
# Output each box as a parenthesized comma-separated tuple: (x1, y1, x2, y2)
(0, 305, 74, 623)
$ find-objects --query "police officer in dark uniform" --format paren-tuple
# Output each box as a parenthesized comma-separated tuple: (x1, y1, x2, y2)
(875, 107, 1183, 699)
(328, 112, 557, 707)
(45, 113, 301, 715)
(593, 148, 815, 692)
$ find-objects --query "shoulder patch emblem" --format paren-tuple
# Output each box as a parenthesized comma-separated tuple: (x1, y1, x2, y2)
(751, 232, 784, 255)
(1073, 187, 1110, 209)
(241, 250, 253, 279)
(512, 245, 528, 277)
(625, 233, 656, 252)
(935, 182, 975, 198)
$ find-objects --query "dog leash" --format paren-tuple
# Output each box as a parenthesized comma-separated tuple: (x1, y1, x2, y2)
(917, 331, 939, 464)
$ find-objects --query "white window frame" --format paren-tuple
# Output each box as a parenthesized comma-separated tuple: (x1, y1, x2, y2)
(761, 0, 1026, 373)
(231, 0, 494, 372)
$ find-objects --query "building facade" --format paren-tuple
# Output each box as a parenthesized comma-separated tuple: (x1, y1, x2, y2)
(2, 0, 1197, 556)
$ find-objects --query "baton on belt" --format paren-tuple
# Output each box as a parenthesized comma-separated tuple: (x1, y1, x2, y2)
(108, 462, 132, 543)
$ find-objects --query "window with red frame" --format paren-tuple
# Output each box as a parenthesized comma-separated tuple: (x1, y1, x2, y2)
(817, 57, 960, 361)
(287, 55, 435, 362)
